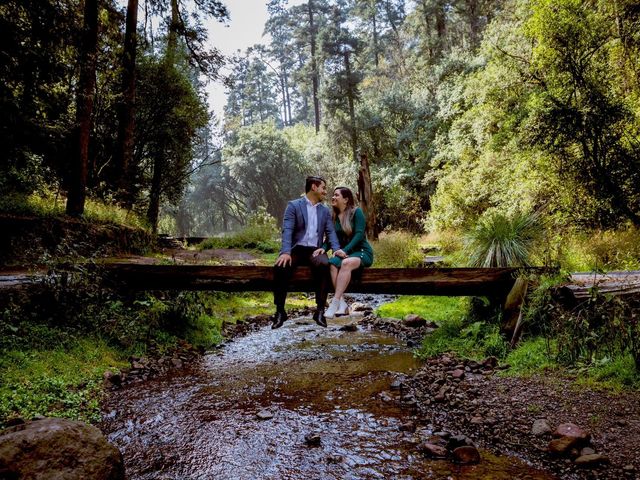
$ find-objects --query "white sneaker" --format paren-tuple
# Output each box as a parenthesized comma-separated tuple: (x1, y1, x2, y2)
(336, 298, 349, 316)
(325, 297, 340, 319)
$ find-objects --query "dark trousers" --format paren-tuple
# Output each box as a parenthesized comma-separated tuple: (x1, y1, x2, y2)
(273, 245, 329, 311)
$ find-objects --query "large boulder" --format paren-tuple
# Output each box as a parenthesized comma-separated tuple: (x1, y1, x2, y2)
(0, 417, 124, 480)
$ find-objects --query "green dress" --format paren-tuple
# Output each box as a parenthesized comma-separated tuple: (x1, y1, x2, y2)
(328, 207, 374, 268)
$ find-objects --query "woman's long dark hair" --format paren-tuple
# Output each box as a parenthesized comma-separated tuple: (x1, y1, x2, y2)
(332, 187, 356, 236)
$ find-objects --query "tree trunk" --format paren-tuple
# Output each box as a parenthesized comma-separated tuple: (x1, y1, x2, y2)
(147, 156, 163, 234)
(284, 70, 292, 125)
(280, 73, 288, 125)
(100, 264, 523, 298)
(344, 50, 357, 165)
(114, 0, 138, 206)
(308, 0, 320, 133)
(167, 0, 180, 62)
(66, 0, 99, 216)
(465, 0, 480, 49)
(371, 0, 379, 68)
(435, 0, 446, 58)
(357, 151, 378, 240)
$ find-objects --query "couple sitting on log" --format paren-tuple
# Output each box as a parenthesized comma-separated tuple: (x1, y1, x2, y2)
(272, 176, 374, 329)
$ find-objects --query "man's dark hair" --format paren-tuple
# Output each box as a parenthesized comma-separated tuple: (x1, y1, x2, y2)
(305, 176, 326, 193)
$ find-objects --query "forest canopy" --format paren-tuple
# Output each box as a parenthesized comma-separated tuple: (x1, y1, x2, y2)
(2, 0, 639, 239)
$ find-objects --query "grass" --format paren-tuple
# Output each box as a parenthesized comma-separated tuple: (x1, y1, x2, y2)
(376, 296, 510, 359)
(0, 284, 315, 427)
(198, 225, 279, 253)
(502, 337, 558, 375)
(0, 337, 129, 425)
(0, 192, 148, 229)
(196, 291, 312, 325)
(371, 231, 425, 267)
(554, 226, 640, 272)
(376, 296, 468, 323)
(575, 354, 640, 391)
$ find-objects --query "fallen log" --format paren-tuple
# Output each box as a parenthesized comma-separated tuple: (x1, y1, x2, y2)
(98, 263, 528, 297)
(564, 271, 640, 299)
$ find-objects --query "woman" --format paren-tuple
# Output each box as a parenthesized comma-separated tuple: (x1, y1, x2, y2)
(322, 186, 374, 319)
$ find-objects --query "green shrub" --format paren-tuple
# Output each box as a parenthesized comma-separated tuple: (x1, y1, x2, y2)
(198, 208, 279, 253)
(465, 211, 542, 267)
(504, 337, 557, 375)
(525, 277, 640, 374)
(372, 231, 424, 267)
(0, 192, 148, 229)
(556, 226, 640, 271)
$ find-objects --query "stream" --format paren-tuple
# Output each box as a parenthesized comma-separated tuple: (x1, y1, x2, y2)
(100, 306, 556, 479)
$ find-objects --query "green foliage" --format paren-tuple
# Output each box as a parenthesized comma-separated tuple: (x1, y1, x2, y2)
(556, 226, 640, 272)
(0, 0, 77, 196)
(417, 319, 509, 360)
(504, 337, 557, 375)
(0, 193, 148, 229)
(523, 0, 640, 228)
(373, 166, 428, 233)
(376, 296, 468, 324)
(582, 354, 640, 390)
(224, 121, 306, 222)
(465, 211, 542, 267)
(198, 208, 280, 253)
(525, 278, 640, 374)
(0, 338, 128, 426)
(377, 295, 508, 360)
(372, 231, 424, 267)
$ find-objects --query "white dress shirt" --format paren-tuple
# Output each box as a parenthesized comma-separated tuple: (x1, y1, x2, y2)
(300, 197, 320, 247)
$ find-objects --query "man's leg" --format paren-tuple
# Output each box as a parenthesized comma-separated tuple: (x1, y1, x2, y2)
(273, 263, 293, 312)
(309, 252, 330, 326)
(272, 249, 303, 328)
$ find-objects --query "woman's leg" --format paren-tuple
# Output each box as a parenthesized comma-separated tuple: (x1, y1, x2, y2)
(325, 264, 341, 318)
(334, 257, 362, 300)
(330, 264, 339, 291)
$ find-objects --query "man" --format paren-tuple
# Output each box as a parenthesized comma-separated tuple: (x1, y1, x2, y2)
(272, 176, 340, 329)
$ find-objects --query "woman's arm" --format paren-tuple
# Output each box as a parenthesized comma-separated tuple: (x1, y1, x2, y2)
(342, 208, 366, 254)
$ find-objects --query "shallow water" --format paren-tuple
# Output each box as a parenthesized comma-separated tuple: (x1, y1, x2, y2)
(101, 313, 556, 479)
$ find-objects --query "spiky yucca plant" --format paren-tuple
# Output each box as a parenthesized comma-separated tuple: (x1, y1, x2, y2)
(465, 212, 542, 267)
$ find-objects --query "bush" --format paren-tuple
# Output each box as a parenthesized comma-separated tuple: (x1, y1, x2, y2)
(465, 211, 542, 267)
(0, 192, 148, 230)
(525, 277, 640, 373)
(198, 208, 279, 253)
(372, 231, 424, 267)
(557, 226, 640, 271)
(504, 337, 557, 375)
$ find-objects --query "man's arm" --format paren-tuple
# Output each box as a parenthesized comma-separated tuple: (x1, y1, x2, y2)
(276, 201, 296, 266)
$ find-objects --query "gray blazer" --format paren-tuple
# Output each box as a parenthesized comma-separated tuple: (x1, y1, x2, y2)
(280, 197, 340, 255)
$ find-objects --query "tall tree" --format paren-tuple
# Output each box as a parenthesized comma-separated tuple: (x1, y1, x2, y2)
(525, 0, 640, 227)
(66, 0, 100, 216)
(113, 0, 138, 205)
(322, 1, 362, 163)
(0, 0, 77, 194)
(265, 0, 298, 125)
(287, 0, 330, 132)
(135, 55, 208, 233)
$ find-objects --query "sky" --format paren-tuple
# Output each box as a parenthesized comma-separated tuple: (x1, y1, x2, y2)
(205, 0, 306, 120)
